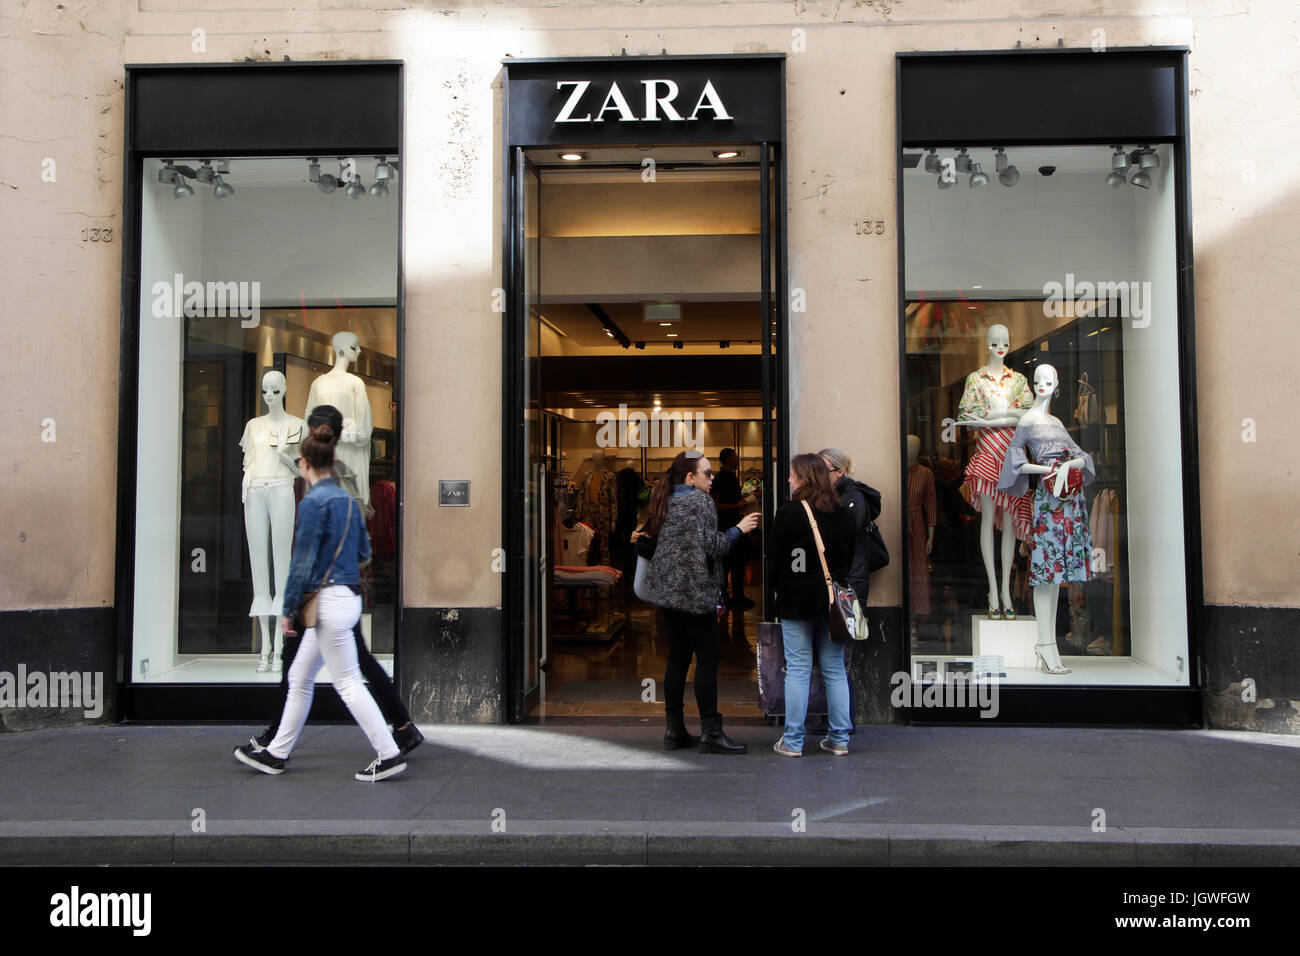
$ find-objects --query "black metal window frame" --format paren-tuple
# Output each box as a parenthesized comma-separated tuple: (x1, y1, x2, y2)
(114, 60, 405, 721)
(893, 47, 1204, 726)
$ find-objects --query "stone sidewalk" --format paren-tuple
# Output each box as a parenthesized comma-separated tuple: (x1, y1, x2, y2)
(2, 720, 1298, 865)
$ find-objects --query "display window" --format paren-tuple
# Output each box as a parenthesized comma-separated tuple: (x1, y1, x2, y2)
(902, 143, 1190, 688)
(129, 154, 400, 684)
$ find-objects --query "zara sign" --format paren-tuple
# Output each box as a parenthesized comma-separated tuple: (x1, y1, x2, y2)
(505, 55, 784, 146)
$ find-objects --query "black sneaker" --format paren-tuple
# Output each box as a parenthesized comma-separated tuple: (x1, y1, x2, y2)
(248, 730, 274, 754)
(393, 723, 425, 756)
(356, 755, 407, 782)
(234, 743, 286, 775)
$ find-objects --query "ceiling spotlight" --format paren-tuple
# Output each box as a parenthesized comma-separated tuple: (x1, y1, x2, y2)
(308, 158, 322, 183)
(635, 341, 645, 350)
(318, 172, 338, 193)
(195, 160, 215, 184)
(373, 157, 397, 181)
(1138, 147, 1160, 170)
(369, 181, 389, 198)
(924, 148, 940, 173)
(212, 174, 234, 199)
(994, 148, 1019, 186)
(172, 179, 193, 198)
(937, 172, 954, 190)
(713, 149, 741, 160)
(969, 163, 989, 187)
(158, 161, 179, 184)
(1131, 170, 1152, 189)
(1106, 146, 1128, 187)
(559, 152, 586, 161)
(345, 178, 367, 198)
(1106, 168, 1127, 187)
(955, 148, 972, 174)
(719, 340, 730, 349)
(673, 341, 684, 350)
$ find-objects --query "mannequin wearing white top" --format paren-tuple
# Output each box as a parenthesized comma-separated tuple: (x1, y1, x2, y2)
(956, 324, 1031, 618)
(305, 331, 373, 508)
(1006, 364, 1087, 675)
(241, 371, 306, 672)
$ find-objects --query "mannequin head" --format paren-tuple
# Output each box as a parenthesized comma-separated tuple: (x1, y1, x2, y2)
(330, 331, 361, 368)
(261, 370, 287, 412)
(1033, 363, 1059, 400)
(985, 324, 1010, 365)
(906, 434, 921, 465)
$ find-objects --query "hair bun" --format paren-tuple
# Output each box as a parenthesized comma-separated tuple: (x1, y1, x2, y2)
(309, 423, 337, 444)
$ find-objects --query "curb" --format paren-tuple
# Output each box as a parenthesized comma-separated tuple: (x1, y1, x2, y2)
(3, 821, 1299, 866)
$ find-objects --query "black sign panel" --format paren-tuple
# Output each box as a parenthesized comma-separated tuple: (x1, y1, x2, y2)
(505, 55, 784, 147)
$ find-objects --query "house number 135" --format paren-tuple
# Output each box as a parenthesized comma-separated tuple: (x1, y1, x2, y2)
(855, 219, 885, 235)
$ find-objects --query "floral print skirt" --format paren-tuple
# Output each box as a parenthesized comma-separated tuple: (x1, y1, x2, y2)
(1028, 480, 1093, 586)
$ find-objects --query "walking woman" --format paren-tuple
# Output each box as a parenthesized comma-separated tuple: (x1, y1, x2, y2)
(234, 421, 406, 781)
(768, 454, 855, 757)
(642, 449, 759, 753)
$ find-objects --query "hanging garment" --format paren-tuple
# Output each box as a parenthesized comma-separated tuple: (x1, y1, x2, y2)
(1074, 373, 1100, 427)
(907, 462, 937, 616)
(576, 467, 617, 565)
(560, 521, 596, 566)
(998, 421, 1097, 587)
(368, 480, 397, 557)
(305, 371, 373, 507)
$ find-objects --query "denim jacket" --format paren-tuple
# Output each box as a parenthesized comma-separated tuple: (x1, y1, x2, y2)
(281, 477, 371, 617)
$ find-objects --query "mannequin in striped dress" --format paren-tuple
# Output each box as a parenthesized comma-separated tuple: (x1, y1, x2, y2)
(955, 324, 1034, 619)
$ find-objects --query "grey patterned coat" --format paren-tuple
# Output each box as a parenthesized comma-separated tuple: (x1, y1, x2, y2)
(643, 486, 741, 615)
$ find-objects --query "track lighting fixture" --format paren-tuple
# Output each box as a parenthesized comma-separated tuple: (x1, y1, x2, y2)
(924, 148, 940, 174)
(173, 179, 193, 198)
(955, 148, 972, 174)
(969, 162, 989, 187)
(995, 148, 1019, 186)
(212, 174, 234, 199)
(1106, 146, 1128, 187)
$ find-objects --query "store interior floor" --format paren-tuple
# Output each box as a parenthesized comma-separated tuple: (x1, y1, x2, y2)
(532, 556, 763, 719)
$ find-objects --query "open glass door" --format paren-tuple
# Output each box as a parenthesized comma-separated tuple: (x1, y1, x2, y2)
(518, 150, 546, 713)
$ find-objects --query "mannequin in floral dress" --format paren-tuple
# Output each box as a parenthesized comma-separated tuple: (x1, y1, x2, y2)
(997, 364, 1095, 675)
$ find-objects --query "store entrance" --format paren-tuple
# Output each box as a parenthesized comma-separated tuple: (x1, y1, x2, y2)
(510, 144, 781, 719)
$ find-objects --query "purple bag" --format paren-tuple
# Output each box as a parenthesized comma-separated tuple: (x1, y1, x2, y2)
(756, 621, 827, 717)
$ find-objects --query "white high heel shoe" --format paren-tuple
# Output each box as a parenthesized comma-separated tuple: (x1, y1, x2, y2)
(256, 654, 270, 673)
(1033, 642, 1072, 675)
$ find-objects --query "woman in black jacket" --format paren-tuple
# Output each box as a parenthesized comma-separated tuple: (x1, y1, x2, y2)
(768, 454, 856, 757)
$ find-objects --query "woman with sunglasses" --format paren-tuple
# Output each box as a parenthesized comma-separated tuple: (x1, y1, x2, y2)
(642, 450, 760, 753)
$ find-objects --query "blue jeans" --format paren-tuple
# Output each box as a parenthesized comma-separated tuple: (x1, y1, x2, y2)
(781, 618, 851, 751)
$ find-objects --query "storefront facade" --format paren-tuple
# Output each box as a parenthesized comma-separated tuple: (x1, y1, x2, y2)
(3, 2, 1296, 733)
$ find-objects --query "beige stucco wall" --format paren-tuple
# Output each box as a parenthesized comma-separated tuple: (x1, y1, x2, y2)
(1, 0, 1295, 614)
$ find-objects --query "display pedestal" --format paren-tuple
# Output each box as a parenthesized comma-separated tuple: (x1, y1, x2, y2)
(972, 615, 1038, 669)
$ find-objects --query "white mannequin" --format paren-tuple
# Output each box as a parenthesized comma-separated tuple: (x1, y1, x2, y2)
(1008, 364, 1086, 675)
(305, 331, 373, 507)
(241, 371, 306, 672)
(957, 324, 1029, 617)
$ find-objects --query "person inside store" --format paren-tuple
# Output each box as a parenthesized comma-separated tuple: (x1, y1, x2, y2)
(768, 454, 855, 757)
(639, 449, 760, 753)
(711, 448, 754, 610)
(244, 405, 423, 760)
(233, 417, 407, 781)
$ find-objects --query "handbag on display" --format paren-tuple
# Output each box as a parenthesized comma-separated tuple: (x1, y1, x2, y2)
(802, 500, 869, 642)
(296, 495, 354, 629)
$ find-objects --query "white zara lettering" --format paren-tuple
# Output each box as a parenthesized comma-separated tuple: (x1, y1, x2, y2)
(553, 78, 733, 124)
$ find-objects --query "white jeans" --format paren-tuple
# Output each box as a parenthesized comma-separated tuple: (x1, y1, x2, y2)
(244, 481, 295, 618)
(268, 586, 399, 761)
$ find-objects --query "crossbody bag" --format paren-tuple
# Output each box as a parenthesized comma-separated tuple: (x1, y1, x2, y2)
(801, 500, 869, 642)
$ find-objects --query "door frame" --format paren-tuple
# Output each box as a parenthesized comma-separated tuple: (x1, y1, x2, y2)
(500, 54, 789, 722)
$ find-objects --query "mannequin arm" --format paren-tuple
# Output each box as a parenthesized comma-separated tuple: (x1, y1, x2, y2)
(1051, 457, 1086, 497)
(960, 413, 1022, 428)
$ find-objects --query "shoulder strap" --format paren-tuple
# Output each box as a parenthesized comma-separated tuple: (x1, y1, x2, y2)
(316, 494, 354, 589)
(800, 500, 835, 606)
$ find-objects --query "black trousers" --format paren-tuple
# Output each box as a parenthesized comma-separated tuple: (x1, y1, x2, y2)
(261, 619, 410, 739)
(662, 608, 720, 720)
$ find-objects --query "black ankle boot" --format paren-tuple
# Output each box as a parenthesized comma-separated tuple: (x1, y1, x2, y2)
(664, 713, 700, 750)
(699, 714, 747, 754)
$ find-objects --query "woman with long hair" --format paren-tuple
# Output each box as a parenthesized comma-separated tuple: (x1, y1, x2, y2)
(768, 453, 855, 757)
(641, 450, 759, 753)
(234, 422, 406, 781)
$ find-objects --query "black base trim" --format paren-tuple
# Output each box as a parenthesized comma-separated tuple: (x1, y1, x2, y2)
(907, 687, 1202, 727)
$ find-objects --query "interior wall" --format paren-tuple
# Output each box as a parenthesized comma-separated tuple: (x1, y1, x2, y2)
(540, 235, 761, 299)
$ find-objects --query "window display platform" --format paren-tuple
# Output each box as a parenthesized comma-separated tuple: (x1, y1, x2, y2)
(135, 655, 394, 684)
(907, 654, 1184, 686)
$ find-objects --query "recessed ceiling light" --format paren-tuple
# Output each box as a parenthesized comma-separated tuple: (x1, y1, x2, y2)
(713, 149, 741, 160)
(666, 333, 677, 337)
(559, 152, 586, 162)
(659, 322, 672, 327)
